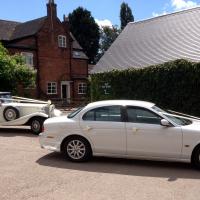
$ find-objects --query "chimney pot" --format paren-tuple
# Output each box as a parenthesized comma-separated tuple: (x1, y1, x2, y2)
(63, 15, 69, 22)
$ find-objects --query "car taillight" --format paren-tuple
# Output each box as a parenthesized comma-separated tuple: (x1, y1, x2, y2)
(42, 125, 45, 132)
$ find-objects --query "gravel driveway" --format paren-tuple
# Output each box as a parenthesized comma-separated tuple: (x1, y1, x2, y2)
(0, 128, 200, 200)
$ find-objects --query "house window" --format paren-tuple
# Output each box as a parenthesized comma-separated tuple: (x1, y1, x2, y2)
(47, 82, 57, 94)
(21, 52, 33, 66)
(73, 51, 81, 57)
(58, 35, 67, 48)
(78, 83, 87, 94)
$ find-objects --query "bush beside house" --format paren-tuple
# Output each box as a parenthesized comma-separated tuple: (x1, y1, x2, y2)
(90, 59, 200, 116)
(0, 43, 36, 95)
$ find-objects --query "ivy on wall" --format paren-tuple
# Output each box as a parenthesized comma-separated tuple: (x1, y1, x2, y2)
(90, 59, 200, 116)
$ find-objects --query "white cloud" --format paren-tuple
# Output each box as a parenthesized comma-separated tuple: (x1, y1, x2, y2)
(95, 19, 112, 28)
(152, 11, 168, 17)
(171, 0, 198, 10)
(152, 0, 198, 18)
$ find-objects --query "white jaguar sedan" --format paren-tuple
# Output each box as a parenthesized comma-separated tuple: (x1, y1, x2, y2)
(39, 100, 200, 168)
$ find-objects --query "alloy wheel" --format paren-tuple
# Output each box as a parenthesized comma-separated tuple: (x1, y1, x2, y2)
(66, 140, 86, 160)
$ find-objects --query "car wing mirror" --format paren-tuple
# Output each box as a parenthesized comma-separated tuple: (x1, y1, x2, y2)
(160, 119, 171, 127)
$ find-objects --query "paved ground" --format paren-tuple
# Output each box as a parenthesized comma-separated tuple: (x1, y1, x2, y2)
(1, 129, 200, 200)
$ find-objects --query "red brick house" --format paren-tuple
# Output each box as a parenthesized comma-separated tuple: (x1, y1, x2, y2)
(0, 0, 88, 103)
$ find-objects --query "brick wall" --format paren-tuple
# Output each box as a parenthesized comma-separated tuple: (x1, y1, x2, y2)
(71, 59, 88, 77)
(37, 17, 71, 99)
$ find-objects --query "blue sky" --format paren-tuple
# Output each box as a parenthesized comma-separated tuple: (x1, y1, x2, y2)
(0, 0, 200, 27)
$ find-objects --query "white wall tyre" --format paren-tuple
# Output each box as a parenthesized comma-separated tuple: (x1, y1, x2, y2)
(3, 107, 19, 121)
(31, 117, 45, 135)
(62, 136, 92, 162)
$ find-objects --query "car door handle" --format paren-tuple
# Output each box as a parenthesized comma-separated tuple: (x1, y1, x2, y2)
(84, 126, 92, 131)
(132, 127, 139, 133)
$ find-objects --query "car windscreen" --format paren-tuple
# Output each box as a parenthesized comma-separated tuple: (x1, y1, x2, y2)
(152, 105, 167, 113)
(67, 107, 84, 119)
(152, 105, 193, 126)
(163, 114, 192, 126)
(0, 94, 12, 103)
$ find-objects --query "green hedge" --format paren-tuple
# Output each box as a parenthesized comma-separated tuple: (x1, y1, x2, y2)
(90, 59, 200, 116)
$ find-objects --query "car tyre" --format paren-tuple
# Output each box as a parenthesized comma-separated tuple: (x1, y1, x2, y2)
(30, 117, 45, 135)
(3, 106, 19, 121)
(62, 136, 92, 162)
(192, 147, 200, 169)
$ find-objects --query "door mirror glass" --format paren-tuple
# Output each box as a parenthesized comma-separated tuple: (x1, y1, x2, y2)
(160, 119, 171, 127)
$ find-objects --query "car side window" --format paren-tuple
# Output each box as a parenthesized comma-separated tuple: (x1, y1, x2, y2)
(83, 106, 122, 122)
(82, 110, 95, 121)
(127, 107, 162, 125)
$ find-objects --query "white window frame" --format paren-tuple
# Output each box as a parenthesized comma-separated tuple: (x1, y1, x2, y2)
(78, 83, 87, 94)
(21, 52, 33, 66)
(47, 82, 57, 95)
(58, 35, 67, 48)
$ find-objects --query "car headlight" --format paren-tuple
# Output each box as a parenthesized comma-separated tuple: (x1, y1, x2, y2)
(41, 106, 50, 115)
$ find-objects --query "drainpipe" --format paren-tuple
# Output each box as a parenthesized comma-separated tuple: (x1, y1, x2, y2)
(35, 35, 41, 99)
(63, 15, 73, 102)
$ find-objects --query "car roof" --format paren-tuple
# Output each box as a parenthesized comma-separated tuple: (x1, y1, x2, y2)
(85, 100, 155, 109)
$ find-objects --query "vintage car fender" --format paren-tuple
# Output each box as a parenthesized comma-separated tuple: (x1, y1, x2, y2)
(0, 112, 48, 126)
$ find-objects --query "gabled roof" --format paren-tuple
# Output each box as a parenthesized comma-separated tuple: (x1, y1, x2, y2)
(70, 32, 83, 50)
(92, 7, 200, 73)
(0, 17, 46, 41)
(0, 20, 20, 40)
(10, 17, 47, 40)
(70, 32, 88, 59)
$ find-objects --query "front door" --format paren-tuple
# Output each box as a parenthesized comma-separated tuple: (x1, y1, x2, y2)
(79, 105, 126, 155)
(62, 84, 67, 99)
(125, 106, 182, 158)
(61, 81, 70, 102)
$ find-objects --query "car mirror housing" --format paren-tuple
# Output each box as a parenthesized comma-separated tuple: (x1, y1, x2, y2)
(160, 119, 171, 127)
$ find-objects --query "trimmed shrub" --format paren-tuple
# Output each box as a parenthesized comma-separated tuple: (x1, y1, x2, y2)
(90, 59, 200, 116)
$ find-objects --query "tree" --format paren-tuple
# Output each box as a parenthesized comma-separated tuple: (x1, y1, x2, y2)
(0, 43, 36, 94)
(120, 2, 134, 30)
(68, 7, 100, 64)
(96, 25, 120, 61)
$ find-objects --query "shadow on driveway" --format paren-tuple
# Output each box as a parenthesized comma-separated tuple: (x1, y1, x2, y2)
(0, 128, 37, 138)
(36, 152, 200, 181)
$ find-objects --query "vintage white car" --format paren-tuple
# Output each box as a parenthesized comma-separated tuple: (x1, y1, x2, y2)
(40, 100, 200, 168)
(0, 92, 61, 134)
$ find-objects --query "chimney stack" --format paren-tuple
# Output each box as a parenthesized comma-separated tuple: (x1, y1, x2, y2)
(47, 0, 57, 18)
(62, 14, 70, 33)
